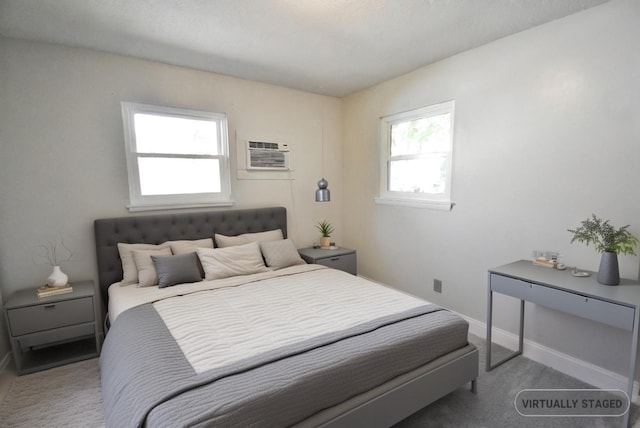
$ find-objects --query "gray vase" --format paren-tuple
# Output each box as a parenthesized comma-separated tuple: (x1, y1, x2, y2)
(597, 251, 620, 285)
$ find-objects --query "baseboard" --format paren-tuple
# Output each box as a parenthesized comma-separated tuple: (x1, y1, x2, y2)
(461, 314, 640, 403)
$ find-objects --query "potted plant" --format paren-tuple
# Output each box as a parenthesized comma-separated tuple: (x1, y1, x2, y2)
(568, 214, 638, 285)
(316, 220, 334, 248)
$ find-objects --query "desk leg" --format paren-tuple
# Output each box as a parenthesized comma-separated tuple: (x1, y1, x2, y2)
(486, 288, 525, 371)
(486, 287, 493, 372)
(518, 299, 525, 353)
(623, 308, 640, 427)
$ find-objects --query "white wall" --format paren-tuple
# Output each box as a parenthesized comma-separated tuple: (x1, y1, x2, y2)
(1, 0, 638, 382)
(0, 38, 343, 351)
(342, 0, 639, 378)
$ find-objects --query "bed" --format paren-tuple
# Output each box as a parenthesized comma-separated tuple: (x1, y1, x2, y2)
(95, 206, 478, 427)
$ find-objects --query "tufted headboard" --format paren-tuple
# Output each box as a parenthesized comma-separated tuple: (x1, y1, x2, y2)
(94, 207, 287, 305)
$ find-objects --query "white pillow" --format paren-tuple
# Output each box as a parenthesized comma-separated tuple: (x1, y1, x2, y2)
(132, 248, 173, 287)
(117, 242, 170, 285)
(197, 242, 269, 280)
(260, 239, 306, 270)
(214, 229, 283, 248)
(166, 238, 214, 254)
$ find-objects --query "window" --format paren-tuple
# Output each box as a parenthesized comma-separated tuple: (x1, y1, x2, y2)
(376, 100, 455, 210)
(121, 102, 232, 211)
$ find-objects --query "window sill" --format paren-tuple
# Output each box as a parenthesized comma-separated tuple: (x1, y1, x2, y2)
(374, 197, 454, 211)
(127, 200, 235, 212)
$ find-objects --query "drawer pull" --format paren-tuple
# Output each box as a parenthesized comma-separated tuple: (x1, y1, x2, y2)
(330, 257, 340, 261)
(44, 304, 56, 309)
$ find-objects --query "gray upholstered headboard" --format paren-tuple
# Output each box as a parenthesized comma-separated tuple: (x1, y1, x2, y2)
(94, 207, 287, 305)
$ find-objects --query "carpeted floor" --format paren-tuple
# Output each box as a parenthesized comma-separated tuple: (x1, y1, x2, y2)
(394, 334, 639, 428)
(0, 335, 637, 427)
(0, 358, 103, 427)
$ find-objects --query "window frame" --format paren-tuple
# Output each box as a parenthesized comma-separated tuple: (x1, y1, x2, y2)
(376, 100, 455, 211)
(121, 101, 233, 212)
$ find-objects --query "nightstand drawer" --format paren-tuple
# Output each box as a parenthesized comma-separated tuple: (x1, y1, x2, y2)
(17, 323, 96, 351)
(298, 247, 357, 275)
(316, 253, 357, 275)
(7, 297, 94, 336)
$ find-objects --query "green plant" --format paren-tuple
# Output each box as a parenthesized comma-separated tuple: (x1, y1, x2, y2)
(315, 220, 334, 237)
(568, 214, 638, 255)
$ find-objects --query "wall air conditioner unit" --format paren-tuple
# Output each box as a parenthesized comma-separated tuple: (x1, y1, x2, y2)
(247, 141, 290, 170)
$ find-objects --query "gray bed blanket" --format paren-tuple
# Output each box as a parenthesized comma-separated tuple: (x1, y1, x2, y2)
(101, 302, 468, 427)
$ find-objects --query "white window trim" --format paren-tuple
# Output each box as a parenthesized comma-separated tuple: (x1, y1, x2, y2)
(376, 100, 455, 211)
(121, 102, 233, 212)
(373, 197, 454, 211)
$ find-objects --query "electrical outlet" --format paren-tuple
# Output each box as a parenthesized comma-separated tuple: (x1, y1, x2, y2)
(433, 279, 442, 293)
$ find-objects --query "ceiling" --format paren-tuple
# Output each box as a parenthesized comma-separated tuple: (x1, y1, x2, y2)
(0, 0, 610, 97)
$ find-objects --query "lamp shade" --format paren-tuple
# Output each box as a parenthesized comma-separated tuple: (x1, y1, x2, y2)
(315, 178, 330, 202)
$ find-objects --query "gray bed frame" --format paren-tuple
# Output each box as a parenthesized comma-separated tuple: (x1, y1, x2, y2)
(94, 206, 478, 427)
(94, 206, 288, 306)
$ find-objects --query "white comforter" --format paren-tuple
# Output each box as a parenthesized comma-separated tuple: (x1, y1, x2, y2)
(109, 265, 429, 374)
(108, 264, 317, 323)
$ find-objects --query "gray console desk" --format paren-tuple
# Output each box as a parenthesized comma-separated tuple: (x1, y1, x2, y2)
(486, 260, 640, 427)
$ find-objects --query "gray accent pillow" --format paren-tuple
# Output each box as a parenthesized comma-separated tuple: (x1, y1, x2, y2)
(165, 238, 213, 278)
(151, 252, 203, 288)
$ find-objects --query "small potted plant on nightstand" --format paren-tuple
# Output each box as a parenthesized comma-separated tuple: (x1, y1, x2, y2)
(316, 220, 334, 248)
(568, 214, 638, 285)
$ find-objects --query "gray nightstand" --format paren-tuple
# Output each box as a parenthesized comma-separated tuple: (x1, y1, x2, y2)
(4, 280, 100, 375)
(298, 247, 357, 275)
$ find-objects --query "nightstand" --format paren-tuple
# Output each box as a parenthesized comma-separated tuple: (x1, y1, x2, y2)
(4, 280, 100, 375)
(298, 247, 357, 275)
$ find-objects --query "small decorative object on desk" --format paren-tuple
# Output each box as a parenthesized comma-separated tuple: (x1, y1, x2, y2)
(36, 283, 73, 298)
(532, 251, 560, 268)
(571, 268, 590, 278)
(568, 214, 638, 285)
(532, 257, 557, 268)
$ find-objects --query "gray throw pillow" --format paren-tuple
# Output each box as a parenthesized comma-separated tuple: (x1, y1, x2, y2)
(151, 252, 202, 288)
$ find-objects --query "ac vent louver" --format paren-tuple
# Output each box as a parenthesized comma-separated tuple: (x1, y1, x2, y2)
(247, 141, 290, 170)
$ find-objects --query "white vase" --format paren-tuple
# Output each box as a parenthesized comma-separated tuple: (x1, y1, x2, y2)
(47, 265, 68, 286)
